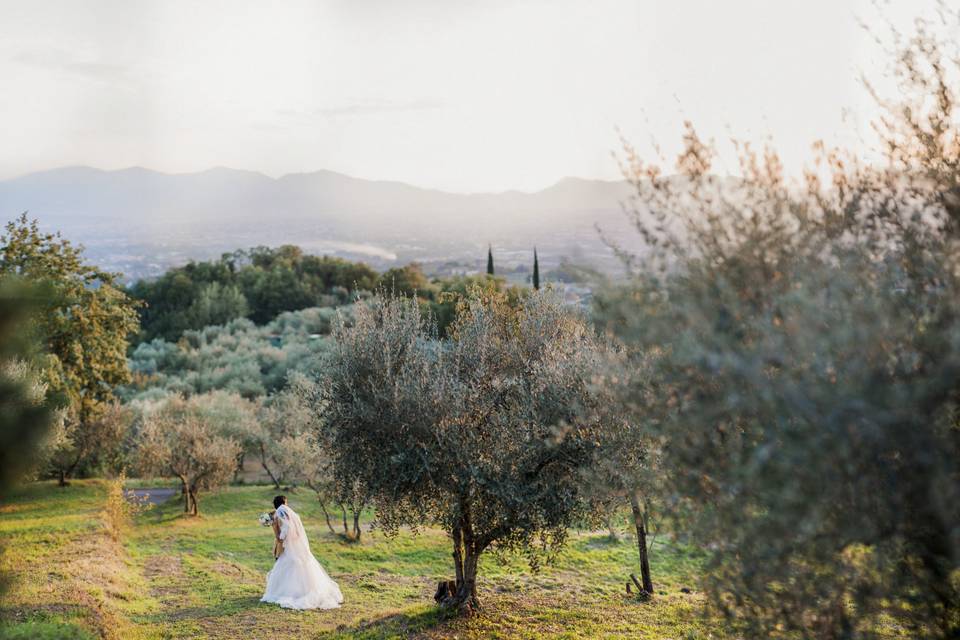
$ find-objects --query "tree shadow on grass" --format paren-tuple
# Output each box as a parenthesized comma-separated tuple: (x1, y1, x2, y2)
(133, 596, 264, 625)
(0, 604, 105, 640)
(579, 532, 626, 550)
(0, 603, 89, 624)
(139, 494, 187, 525)
(314, 606, 454, 640)
(134, 598, 456, 640)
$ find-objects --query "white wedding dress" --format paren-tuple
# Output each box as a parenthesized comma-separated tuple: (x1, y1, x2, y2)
(261, 504, 344, 610)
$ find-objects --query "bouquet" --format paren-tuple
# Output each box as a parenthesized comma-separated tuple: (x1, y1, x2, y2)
(258, 511, 274, 527)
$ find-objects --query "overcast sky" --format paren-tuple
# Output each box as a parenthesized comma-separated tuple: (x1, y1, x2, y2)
(0, 0, 946, 192)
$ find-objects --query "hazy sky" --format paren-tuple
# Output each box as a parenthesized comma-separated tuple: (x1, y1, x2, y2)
(0, 0, 945, 192)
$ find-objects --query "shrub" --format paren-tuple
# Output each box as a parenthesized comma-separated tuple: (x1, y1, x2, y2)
(103, 471, 151, 542)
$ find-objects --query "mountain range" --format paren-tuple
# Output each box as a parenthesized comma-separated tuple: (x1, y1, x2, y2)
(0, 166, 640, 281)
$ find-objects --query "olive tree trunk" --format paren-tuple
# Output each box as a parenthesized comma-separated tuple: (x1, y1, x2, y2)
(58, 452, 83, 487)
(604, 512, 619, 541)
(438, 500, 482, 612)
(307, 482, 338, 535)
(629, 490, 653, 594)
(318, 500, 337, 534)
(352, 511, 362, 541)
(258, 443, 281, 489)
(178, 475, 189, 512)
(183, 477, 200, 516)
(187, 488, 200, 516)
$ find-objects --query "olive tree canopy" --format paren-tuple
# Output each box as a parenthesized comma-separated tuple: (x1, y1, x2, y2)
(318, 291, 615, 610)
(136, 393, 247, 515)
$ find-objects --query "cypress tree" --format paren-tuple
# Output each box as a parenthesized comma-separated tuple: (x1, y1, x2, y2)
(532, 248, 540, 290)
(487, 246, 494, 276)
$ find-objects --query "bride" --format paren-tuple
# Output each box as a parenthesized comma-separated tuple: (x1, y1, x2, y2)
(261, 496, 344, 610)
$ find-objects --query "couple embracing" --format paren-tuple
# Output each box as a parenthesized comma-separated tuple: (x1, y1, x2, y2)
(260, 495, 344, 610)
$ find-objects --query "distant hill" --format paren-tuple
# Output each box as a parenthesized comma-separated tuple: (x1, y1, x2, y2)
(0, 166, 641, 281)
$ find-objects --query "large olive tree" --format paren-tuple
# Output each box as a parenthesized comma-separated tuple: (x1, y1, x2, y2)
(318, 291, 614, 611)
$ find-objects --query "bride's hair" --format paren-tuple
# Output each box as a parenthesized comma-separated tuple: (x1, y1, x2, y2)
(273, 495, 287, 509)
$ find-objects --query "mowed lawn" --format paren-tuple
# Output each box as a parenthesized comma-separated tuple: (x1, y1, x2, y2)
(0, 481, 727, 639)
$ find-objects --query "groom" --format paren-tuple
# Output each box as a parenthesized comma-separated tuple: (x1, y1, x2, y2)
(271, 496, 286, 559)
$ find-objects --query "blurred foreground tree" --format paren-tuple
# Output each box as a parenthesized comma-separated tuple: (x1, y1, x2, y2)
(0, 215, 139, 484)
(596, 7, 960, 636)
(0, 282, 57, 598)
(0, 281, 57, 495)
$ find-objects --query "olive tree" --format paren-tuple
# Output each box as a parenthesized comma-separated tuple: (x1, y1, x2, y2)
(319, 291, 614, 611)
(587, 386, 661, 595)
(46, 402, 131, 485)
(256, 376, 370, 540)
(186, 390, 259, 480)
(302, 442, 370, 542)
(256, 382, 317, 489)
(136, 394, 243, 515)
(298, 435, 370, 542)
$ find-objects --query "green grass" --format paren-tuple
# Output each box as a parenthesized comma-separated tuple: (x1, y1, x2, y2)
(0, 621, 96, 640)
(2, 481, 727, 639)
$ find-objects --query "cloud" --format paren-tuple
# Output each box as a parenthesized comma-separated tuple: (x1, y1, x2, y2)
(12, 49, 130, 83)
(280, 98, 444, 120)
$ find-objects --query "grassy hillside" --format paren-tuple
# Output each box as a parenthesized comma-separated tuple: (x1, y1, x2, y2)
(0, 481, 725, 639)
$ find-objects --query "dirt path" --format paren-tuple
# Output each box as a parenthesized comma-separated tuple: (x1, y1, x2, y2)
(143, 553, 188, 608)
(127, 487, 177, 505)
